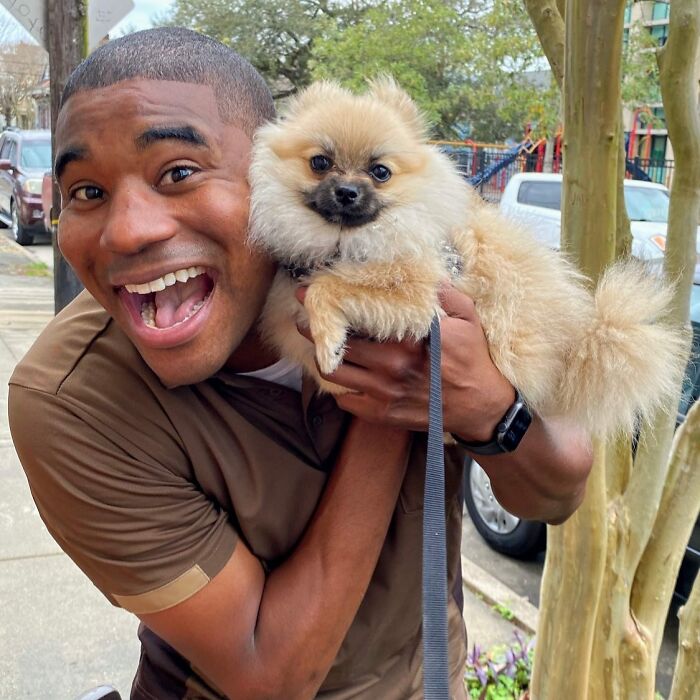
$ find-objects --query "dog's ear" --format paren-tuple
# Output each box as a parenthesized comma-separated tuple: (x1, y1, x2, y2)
(284, 81, 348, 118)
(366, 76, 428, 139)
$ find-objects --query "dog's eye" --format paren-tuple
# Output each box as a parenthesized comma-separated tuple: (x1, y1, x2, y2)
(310, 155, 332, 173)
(369, 164, 391, 182)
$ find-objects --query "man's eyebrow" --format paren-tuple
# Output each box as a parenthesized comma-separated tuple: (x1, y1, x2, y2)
(135, 125, 209, 150)
(55, 147, 87, 181)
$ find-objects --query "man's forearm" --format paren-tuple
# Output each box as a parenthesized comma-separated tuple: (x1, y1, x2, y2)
(463, 415, 593, 524)
(248, 420, 410, 699)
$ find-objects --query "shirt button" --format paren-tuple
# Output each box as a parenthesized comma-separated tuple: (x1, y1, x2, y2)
(311, 415, 324, 429)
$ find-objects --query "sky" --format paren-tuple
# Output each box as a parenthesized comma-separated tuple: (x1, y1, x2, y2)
(113, 0, 176, 35)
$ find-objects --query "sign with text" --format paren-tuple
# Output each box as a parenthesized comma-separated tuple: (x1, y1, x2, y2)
(0, 0, 46, 48)
(88, 0, 134, 50)
(0, 0, 136, 50)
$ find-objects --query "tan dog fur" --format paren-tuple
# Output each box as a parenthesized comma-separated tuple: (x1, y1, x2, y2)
(249, 78, 688, 438)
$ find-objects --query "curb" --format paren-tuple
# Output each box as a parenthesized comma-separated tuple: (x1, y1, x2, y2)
(461, 555, 539, 636)
(0, 232, 36, 262)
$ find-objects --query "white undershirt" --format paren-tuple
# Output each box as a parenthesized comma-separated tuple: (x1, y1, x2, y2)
(237, 357, 303, 392)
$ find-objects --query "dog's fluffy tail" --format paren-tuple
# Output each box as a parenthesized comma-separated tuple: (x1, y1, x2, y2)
(556, 261, 690, 438)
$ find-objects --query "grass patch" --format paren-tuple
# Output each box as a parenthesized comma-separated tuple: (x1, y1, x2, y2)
(492, 602, 515, 621)
(21, 261, 51, 277)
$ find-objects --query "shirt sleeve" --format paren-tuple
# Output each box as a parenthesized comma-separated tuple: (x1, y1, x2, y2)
(8, 384, 238, 614)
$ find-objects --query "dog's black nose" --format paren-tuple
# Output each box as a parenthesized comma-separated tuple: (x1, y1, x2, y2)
(335, 185, 360, 206)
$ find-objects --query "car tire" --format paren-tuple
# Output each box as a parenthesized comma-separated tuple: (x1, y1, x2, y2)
(464, 458, 546, 560)
(11, 199, 32, 245)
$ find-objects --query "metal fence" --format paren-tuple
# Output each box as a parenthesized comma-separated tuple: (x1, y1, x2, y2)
(436, 142, 675, 203)
(625, 157, 675, 189)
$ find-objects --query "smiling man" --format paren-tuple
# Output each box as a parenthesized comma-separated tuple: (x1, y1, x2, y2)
(8, 27, 592, 700)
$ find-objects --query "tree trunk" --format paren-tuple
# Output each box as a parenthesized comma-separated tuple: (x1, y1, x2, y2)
(523, 0, 565, 89)
(48, 0, 86, 314)
(526, 0, 700, 696)
(631, 0, 700, 674)
(530, 443, 608, 698)
(669, 557, 700, 700)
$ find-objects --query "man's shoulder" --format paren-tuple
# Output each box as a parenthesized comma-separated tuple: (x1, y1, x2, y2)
(9, 290, 149, 398)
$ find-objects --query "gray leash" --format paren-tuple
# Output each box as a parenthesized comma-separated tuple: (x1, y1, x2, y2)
(423, 314, 449, 699)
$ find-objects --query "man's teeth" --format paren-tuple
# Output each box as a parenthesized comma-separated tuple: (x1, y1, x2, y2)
(140, 298, 207, 329)
(125, 266, 206, 294)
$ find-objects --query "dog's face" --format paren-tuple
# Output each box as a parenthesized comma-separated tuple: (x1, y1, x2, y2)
(303, 153, 388, 228)
(249, 78, 472, 264)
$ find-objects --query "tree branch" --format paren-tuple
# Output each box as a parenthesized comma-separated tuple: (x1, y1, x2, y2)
(523, 0, 565, 88)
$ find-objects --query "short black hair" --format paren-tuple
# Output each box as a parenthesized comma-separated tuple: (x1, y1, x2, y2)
(61, 27, 275, 137)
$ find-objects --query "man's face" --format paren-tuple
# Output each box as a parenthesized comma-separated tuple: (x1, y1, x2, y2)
(55, 79, 275, 386)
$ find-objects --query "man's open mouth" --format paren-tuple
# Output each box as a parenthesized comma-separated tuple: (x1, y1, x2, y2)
(120, 266, 215, 330)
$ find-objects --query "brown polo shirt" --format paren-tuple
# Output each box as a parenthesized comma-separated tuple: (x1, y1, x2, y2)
(9, 291, 468, 700)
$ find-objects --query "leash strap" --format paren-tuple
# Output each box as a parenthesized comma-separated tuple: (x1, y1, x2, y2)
(423, 314, 450, 699)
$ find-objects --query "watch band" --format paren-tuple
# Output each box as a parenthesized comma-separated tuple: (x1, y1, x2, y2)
(452, 389, 532, 455)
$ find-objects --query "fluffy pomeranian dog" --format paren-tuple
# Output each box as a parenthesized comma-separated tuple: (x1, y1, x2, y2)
(248, 78, 687, 438)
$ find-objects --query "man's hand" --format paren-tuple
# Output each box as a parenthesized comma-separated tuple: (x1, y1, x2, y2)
(297, 285, 514, 442)
(297, 285, 593, 525)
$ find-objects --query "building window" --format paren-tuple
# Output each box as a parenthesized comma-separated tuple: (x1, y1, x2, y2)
(651, 106, 666, 127)
(652, 2, 670, 21)
(650, 23, 669, 46)
(624, 3, 632, 24)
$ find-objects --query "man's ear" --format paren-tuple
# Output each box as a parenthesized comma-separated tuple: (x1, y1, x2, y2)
(366, 75, 428, 139)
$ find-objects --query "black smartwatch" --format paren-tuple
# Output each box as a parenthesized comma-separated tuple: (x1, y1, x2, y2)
(453, 389, 532, 455)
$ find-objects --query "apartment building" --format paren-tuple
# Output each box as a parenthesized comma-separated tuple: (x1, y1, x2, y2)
(623, 0, 680, 174)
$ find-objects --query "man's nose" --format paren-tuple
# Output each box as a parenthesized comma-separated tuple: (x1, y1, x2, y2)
(100, 184, 177, 255)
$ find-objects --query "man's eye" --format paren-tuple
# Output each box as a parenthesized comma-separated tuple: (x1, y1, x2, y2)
(72, 185, 103, 201)
(160, 165, 196, 185)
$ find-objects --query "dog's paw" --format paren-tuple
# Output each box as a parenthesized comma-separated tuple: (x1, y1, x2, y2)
(315, 337, 346, 375)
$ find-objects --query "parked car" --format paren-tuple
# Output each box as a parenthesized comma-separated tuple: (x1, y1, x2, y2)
(499, 173, 700, 278)
(464, 282, 700, 599)
(0, 128, 52, 245)
(41, 169, 53, 234)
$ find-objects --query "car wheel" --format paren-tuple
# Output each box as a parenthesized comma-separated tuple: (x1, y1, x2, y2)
(464, 458, 546, 560)
(11, 200, 32, 245)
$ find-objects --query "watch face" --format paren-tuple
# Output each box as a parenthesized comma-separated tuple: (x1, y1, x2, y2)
(498, 404, 532, 452)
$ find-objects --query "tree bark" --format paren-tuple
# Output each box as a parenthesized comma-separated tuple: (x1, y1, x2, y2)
(669, 561, 700, 700)
(530, 444, 608, 698)
(633, 401, 700, 665)
(48, 0, 86, 314)
(529, 0, 700, 696)
(523, 0, 565, 89)
(630, 3, 700, 679)
(657, 0, 700, 326)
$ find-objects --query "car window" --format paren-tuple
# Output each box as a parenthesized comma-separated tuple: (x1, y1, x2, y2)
(7, 141, 17, 166)
(0, 137, 12, 160)
(20, 140, 51, 170)
(516, 181, 562, 210)
(623, 186, 670, 223)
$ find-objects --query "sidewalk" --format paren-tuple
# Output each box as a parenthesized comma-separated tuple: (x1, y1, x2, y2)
(0, 245, 140, 700)
(0, 238, 536, 698)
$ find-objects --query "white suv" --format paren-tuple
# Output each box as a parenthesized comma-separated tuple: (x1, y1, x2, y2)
(499, 172, 699, 275)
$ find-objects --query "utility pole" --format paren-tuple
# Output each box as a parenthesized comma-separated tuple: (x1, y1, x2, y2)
(47, 0, 86, 314)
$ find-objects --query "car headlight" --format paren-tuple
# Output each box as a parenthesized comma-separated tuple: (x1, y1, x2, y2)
(23, 178, 43, 194)
(650, 234, 666, 252)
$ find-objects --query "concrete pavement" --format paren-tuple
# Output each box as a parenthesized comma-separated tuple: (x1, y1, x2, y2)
(0, 254, 140, 699)
(0, 237, 534, 698)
